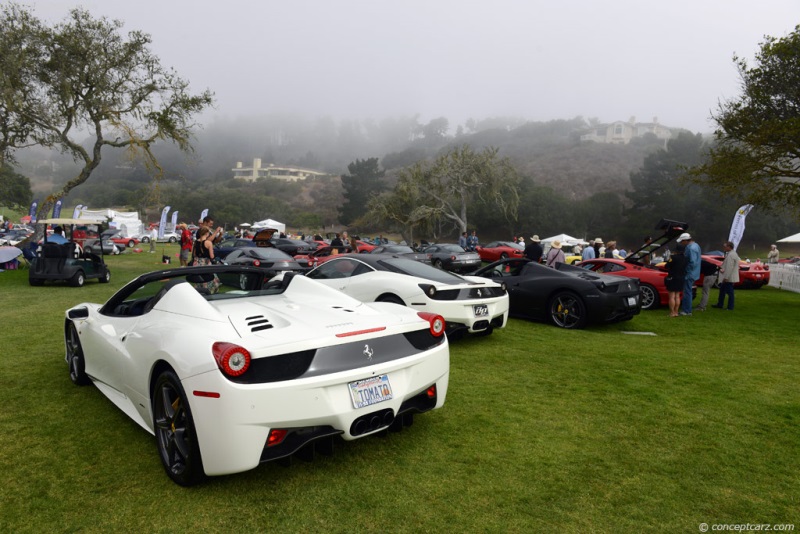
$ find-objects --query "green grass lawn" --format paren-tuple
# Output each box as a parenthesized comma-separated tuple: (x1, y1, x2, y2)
(1, 246, 798, 532)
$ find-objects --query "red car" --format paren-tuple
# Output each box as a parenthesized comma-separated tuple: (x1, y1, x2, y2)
(476, 241, 525, 262)
(702, 254, 770, 288)
(294, 245, 356, 268)
(578, 258, 683, 310)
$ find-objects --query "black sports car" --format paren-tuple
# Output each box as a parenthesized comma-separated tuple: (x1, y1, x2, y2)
(473, 258, 641, 329)
(422, 243, 482, 273)
(223, 247, 305, 275)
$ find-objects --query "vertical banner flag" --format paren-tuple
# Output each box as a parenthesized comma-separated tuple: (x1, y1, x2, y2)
(728, 204, 754, 251)
(159, 206, 170, 239)
(171, 210, 179, 231)
(29, 200, 38, 223)
(52, 199, 63, 219)
(199, 208, 209, 223)
(71, 204, 84, 219)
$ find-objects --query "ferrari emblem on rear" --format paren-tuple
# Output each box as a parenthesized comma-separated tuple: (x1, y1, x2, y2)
(363, 344, 373, 361)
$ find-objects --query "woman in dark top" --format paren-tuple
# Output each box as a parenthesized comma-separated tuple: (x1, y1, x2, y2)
(665, 244, 686, 317)
(190, 227, 220, 293)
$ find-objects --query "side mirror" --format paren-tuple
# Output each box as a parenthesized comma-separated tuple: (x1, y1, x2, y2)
(68, 307, 89, 319)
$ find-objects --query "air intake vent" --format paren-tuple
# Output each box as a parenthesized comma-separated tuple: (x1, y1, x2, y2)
(245, 315, 273, 332)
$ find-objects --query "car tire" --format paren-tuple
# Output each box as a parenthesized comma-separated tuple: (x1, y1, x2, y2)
(377, 294, 404, 306)
(640, 283, 659, 310)
(169, 236, 177, 243)
(127, 240, 135, 248)
(84, 246, 93, 255)
(434, 259, 444, 269)
(547, 291, 588, 329)
(29, 278, 44, 286)
(70, 270, 85, 287)
(99, 269, 111, 283)
(142, 236, 150, 243)
(153, 370, 205, 486)
(500, 253, 508, 259)
(66, 322, 91, 386)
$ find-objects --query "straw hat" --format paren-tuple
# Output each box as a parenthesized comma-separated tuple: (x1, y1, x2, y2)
(593, 237, 604, 244)
(530, 235, 541, 242)
(551, 240, 563, 249)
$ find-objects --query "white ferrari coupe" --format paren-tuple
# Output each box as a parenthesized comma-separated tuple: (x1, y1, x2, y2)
(299, 254, 509, 338)
(64, 265, 449, 485)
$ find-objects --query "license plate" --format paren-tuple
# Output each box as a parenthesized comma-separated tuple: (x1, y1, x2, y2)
(348, 375, 393, 409)
(627, 296, 637, 306)
(474, 304, 489, 317)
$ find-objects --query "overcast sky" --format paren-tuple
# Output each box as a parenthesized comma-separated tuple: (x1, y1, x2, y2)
(31, 0, 800, 133)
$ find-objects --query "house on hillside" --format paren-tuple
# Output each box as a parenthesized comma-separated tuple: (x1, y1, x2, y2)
(232, 158, 329, 182)
(580, 117, 672, 146)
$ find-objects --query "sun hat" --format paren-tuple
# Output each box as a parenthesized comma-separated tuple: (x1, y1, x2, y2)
(594, 237, 603, 244)
(551, 240, 562, 249)
(531, 235, 540, 242)
(678, 232, 692, 242)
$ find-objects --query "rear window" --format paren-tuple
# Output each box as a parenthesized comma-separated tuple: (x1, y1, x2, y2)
(378, 257, 467, 284)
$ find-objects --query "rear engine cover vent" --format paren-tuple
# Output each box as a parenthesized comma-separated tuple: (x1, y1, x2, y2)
(246, 315, 273, 332)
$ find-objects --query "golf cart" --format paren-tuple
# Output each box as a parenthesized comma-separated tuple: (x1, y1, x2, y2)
(28, 218, 111, 287)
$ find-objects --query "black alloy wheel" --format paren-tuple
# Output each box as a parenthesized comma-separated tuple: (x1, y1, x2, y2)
(153, 370, 205, 486)
(99, 269, 111, 283)
(547, 291, 588, 329)
(66, 322, 90, 385)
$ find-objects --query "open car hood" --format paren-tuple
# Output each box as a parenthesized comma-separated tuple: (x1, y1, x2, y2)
(625, 218, 689, 266)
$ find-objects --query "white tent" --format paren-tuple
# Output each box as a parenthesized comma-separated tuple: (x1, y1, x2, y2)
(777, 232, 800, 243)
(252, 218, 286, 233)
(541, 233, 587, 245)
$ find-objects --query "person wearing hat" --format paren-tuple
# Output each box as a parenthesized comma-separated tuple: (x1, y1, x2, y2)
(767, 244, 780, 264)
(545, 240, 566, 267)
(604, 240, 617, 259)
(678, 232, 702, 316)
(524, 234, 543, 263)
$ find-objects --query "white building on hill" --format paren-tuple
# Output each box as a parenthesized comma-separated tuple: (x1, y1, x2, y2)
(232, 158, 328, 182)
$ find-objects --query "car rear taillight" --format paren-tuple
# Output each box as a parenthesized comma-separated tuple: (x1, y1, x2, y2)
(426, 385, 437, 398)
(417, 312, 446, 337)
(253, 260, 261, 266)
(450, 255, 456, 261)
(267, 429, 288, 447)
(212, 342, 251, 377)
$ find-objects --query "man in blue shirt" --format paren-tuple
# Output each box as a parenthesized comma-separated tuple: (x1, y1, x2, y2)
(466, 230, 479, 252)
(678, 232, 701, 316)
(48, 226, 69, 244)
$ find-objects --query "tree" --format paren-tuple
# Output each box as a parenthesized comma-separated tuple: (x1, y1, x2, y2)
(362, 163, 431, 245)
(0, 164, 32, 209)
(421, 145, 520, 234)
(0, 5, 214, 224)
(689, 26, 800, 215)
(338, 158, 386, 226)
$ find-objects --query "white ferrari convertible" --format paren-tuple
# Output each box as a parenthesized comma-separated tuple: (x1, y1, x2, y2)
(64, 265, 449, 485)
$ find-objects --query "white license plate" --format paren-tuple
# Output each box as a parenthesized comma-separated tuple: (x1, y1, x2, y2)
(474, 304, 489, 317)
(348, 375, 393, 409)
(627, 296, 637, 306)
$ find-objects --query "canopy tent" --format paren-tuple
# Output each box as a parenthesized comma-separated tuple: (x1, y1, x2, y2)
(777, 232, 800, 243)
(252, 218, 286, 234)
(540, 233, 588, 245)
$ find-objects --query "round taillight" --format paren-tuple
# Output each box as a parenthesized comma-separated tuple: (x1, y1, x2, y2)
(253, 260, 261, 266)
(212, 342, 251, 377)
(417, 312, 446, 337)
(450, 255, 456, 261)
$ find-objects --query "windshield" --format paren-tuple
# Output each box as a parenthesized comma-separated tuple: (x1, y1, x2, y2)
(248, 248, 294, 260)
(378, 257, 468, 284)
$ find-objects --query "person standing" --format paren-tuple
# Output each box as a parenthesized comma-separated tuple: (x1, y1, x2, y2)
(201, 216, 224, 244)
(695, 258, 719, 312)
(678, 232, 701, 316)
(713, 241, 741, 310)
(466, 230, 479, 252)
(525, 235, 543, 262)
(178, 223, 192, 267)
(767, 244, 780, 264)
(149, 226, 157, 253)
(604, 241, 617, 258)
(665, 244, 686, 317)
(581, 238, 599, 260)
(545, 240, 565, 267)
(458, 232, 467, 249)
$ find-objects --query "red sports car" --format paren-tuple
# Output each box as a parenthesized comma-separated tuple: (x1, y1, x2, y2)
(702, 254, 770, 288)
(476, 241, 525, 262)
(578, 258, 680, 310)
(294, 245, 356, 268)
